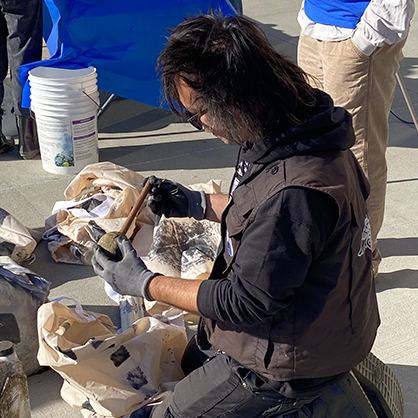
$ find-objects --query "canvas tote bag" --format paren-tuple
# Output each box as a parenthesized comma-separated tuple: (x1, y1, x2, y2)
(0, 208, 38, 264)
(37, 298, 187, 417)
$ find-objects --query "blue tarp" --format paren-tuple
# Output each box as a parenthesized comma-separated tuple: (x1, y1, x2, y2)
(20, 0, 236, 109)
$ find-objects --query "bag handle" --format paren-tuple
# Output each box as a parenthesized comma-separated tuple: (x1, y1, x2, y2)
(52, 297, 96, 322)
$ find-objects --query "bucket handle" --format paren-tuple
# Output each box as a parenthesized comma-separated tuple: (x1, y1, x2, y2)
(83, 91, 100, 108)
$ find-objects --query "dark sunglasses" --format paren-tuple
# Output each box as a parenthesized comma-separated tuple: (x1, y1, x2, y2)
(185, 109, 208, 130)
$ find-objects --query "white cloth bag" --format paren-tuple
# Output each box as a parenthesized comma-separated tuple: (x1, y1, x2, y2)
(37, 298, 187, 417)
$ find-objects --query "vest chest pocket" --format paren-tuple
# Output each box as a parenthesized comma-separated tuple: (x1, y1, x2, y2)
(224, 203, 254, 262)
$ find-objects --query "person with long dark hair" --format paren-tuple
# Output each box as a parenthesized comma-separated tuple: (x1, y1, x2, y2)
(93, 13, 380, 417)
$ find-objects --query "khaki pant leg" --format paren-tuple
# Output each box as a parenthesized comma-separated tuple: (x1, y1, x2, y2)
(297, 33, 325, 90)
(298, 34, 406, 277)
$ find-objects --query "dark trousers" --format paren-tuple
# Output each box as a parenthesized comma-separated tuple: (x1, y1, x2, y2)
(146, 347, 378, 418)
(0, 0, 42, 118)
(151, 352, 314, 418)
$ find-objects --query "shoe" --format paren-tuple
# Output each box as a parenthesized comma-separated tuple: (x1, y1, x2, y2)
(0, 132, 15, 154)
(16, 115, 40, 160)
(353, 351, 404, 418)
(0, 119, 16, 154)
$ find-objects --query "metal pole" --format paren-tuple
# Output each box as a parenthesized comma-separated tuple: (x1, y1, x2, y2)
(395, 71, 418, 134)
(97, 93, 116, 119)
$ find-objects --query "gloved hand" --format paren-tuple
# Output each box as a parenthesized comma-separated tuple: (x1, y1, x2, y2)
(92, 234, 158, 300)
(142, 175, 206, 220)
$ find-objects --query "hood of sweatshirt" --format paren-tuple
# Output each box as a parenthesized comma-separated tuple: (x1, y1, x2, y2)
(241, 90, 355, 165)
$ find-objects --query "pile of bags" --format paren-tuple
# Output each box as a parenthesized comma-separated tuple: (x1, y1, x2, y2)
(43, 162, 222, 275)
(0, 207, 51, 375)
(1, 161, 223, 417)
(37, 297, 187, 417)
(39, 162, 222, 416)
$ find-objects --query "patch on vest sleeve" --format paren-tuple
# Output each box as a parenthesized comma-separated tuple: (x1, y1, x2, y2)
(226, 230, 234, 257)
(358, 214, 372, 257)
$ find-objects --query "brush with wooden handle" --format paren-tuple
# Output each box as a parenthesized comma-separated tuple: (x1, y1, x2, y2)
(97, 178, 151, 260)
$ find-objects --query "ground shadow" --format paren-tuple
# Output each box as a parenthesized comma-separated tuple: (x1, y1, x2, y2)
(379, 237, 418, 258)
(375, 269, 418, 292)
(97, 92, 177, 133)
(372, 239, 418, 292)
(387, 177, 418, 184)
(98, 138, 238, 172)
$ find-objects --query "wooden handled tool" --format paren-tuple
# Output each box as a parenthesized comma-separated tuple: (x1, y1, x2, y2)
(97, 179, 152, 259)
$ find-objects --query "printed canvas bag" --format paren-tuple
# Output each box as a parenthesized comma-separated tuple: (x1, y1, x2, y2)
(43, 161, 154, 265)
(0, 207, 38, 264)
(37, 298, 187, 417)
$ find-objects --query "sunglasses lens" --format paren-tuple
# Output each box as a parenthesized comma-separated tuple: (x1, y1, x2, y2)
(185, 111, 204, 130)
(190, 119, 203, 130)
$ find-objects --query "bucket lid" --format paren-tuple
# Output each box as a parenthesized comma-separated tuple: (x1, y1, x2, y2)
(29, 68, 97, 91)
(0, 340, 14, 356)
(28, 76, 98, 90)
(29, 66, 97, 81)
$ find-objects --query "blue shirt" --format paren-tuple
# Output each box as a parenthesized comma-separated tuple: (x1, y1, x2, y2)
(304, 0, 370, 29)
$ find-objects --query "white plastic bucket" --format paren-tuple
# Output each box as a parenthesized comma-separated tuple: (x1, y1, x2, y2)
(28, 66, 99, 175)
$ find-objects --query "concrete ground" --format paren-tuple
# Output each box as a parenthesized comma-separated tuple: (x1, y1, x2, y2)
(1, 0, 417, 417)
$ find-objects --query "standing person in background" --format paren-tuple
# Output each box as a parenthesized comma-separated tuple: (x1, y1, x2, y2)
(297, 0, 415, 282)
(0, 0, 42, 159)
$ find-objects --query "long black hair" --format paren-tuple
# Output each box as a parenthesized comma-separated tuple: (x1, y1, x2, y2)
(157, 13, 317, 144)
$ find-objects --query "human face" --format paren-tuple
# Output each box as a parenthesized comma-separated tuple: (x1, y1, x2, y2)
(176, 78, 232, 144)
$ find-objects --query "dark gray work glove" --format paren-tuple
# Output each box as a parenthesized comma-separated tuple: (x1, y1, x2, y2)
(92, 235, 158, 300)
(142, 175, 206, 220)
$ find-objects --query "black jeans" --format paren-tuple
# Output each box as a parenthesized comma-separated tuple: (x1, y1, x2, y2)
(151, 353, 317, 418)
(147, 348, 378, 418)
(0, 0, 43, 117)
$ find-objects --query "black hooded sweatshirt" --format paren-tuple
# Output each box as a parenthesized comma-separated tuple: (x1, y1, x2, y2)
(198, 90, 356, 328)
(196, 91, 378, 397)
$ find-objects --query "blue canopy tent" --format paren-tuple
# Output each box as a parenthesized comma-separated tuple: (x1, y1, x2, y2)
(20, 0, 237, 110)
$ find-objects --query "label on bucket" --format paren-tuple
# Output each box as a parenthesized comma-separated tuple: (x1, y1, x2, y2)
(35, 114, 98, 174)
